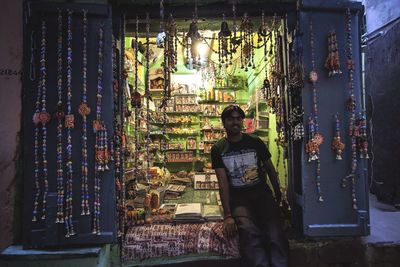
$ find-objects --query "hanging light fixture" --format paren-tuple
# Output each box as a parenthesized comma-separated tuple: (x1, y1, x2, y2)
(186, 0, 201, 66)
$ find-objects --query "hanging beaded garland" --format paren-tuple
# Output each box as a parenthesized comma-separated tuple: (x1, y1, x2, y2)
(32, 19, 51, 222)
(65, 10, 76, 236)
(345, 8, 358, 209)
(260, 11, 272, 101)
(357, 111, 369, 159)
(306, 18, 324, 202)
(55, 9, 65, 223)
(240, 13, 255, 71)
(218, 13, 231, 69)
(79, 9, 91, 216)
(93, 23, 108, 234)
(132, 16, 140, 183)
(332, 113, 345, 160)
(324, 30, 342, 77)
(118, 13, 127, 237)
(144, 13, 151, 182)
(166, 14, 178, 74)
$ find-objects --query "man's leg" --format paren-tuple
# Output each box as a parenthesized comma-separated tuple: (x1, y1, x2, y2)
(233, 206, 270, 267)
(258, 195, 289, 267)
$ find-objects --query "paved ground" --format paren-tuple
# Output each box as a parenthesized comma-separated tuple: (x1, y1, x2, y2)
(363, 194, 400, 244)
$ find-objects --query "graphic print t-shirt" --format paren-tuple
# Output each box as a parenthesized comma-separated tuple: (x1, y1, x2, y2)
(211, 134, 271, 195)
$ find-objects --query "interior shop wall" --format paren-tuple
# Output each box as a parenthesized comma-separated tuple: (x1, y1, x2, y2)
(0, 0, 23, 250)
(125, 34, 287, 185)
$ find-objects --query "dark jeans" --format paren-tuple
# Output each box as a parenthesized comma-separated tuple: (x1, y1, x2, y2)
(231, 190, 289, 267)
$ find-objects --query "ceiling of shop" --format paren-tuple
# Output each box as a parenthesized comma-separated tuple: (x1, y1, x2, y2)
(116, 0, 296, 34)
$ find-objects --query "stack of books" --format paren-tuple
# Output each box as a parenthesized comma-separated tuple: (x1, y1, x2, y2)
(202, 205, 223, 221)
(174, 203, 204, 223)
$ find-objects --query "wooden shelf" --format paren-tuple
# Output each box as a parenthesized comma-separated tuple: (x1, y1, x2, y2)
(171, 93, 198, 97)
(166, 111, 202, 115)
(198, 100, 237, 105)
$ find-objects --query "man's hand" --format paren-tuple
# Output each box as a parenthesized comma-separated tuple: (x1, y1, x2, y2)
(275, 189, 282, 205)
(223, 216, 237, 238)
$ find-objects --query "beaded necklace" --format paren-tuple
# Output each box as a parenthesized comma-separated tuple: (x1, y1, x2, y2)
(133, 16, 140, 181)
(332, 113, 345, 160)
(358, 111, 369, 159)
(306, 18, 324, 202)
(93, 24, 107, 234)
(65, 10, 76, 237)
(32, 20, 50, 222)
(118, 13, 127, 236)
(55, 9, 65, 223)
(345, 9, 358, 209)
(79, 9, 91, 216)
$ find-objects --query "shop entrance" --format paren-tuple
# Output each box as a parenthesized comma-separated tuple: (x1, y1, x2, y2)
(22, 0, 369, 257)
(118, 3, 296, 263)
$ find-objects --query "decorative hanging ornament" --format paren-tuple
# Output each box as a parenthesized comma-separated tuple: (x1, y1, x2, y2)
(218, 13, 231, 68)
(324, 30, 342, 76)
(145, 13, 151, 182)
(55, 9, 65, 224)
(92, 23, 108, 235)
(332, 113, 345, 160)
(80, 9, 91, 216)
(357, 111, 369, 159)
(307, 18, 324, 202)
(345, 8, 358, 210)
(65, 9, 76, 237)
(239, 12, 255, 71)
(32, 19, 50, 222)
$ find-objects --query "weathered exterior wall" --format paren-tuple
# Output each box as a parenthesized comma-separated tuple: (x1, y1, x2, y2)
(365, 20, 400, 205)
(0, 0, 23, 250)
(362, 0, 400, 33)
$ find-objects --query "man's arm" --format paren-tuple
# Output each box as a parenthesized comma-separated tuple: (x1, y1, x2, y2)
(215, 168, 237, 238)
(263, 158, 282, 204)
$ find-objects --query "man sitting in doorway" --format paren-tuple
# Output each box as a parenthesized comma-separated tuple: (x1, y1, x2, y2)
(211, 105, 289, 267)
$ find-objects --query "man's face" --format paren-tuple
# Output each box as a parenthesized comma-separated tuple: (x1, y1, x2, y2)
(223, 110, 243, 135)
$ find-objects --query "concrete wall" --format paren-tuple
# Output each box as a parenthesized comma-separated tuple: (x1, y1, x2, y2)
(362, 0, 400, 33)
(0, 0, 23, 250)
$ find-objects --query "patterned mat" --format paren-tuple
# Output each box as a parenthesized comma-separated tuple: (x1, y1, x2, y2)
(123, 222, 239, 261)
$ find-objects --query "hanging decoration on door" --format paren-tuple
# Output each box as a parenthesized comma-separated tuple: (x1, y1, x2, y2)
(132, 16, 140, 184)
(93, 23, 109, 234)
(55, 9, 65, 224)
(324, 30, 342, 76)
(305, 18, 324, 202)
(79, 9, 91, 216)
(344, 8, 358, 209)
(357, 112, 369, 159)
(32, 19, 51, 222)
(65, 10, 76, 236)
(145, 13, 151, 182)
(332, 113, 345, 160)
